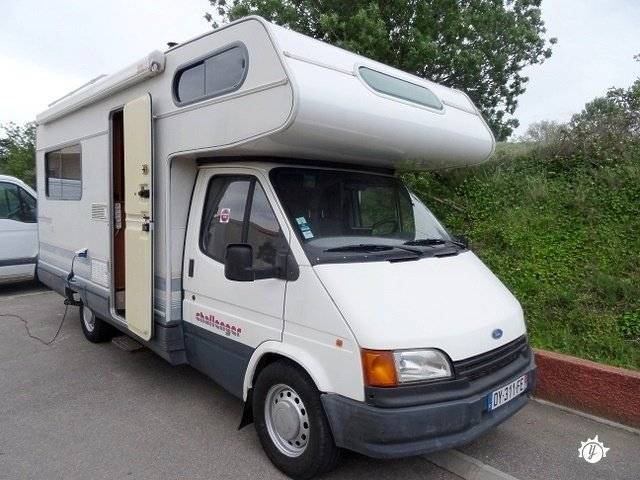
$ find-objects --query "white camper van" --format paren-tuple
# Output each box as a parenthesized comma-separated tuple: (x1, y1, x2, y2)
(36, 16, 535, 479)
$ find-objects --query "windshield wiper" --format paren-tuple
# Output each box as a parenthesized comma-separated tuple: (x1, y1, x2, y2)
(324, 244, 395, 253)
(324, 244, 424, 258)
(404, 238, 467, 249)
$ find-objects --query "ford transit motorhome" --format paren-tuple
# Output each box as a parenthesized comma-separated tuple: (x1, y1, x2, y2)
(36, 16, 535, 479)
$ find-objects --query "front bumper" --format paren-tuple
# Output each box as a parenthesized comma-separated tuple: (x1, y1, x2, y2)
(321, 354, 536, 459)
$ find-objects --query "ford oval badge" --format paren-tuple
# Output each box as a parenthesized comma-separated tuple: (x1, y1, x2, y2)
(492, 329, 503, 339)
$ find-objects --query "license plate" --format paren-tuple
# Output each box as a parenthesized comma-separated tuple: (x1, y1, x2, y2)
(486, 374, 528, 411)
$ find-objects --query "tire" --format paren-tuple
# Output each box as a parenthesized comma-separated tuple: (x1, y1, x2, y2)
(253, 360, 340, 480)
(79, 305, 114, 343)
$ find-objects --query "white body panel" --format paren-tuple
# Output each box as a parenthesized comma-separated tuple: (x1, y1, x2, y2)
(0, 176, 38, 284)
(0, 264, 36, 284)
(314, 251, 526, 360)
(182, 167, 287, 348)
(0, 220, 37, 264)
(275, 265, 363, 401)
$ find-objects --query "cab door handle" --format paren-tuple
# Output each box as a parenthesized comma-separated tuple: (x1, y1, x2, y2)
(188, 259, 194, 277)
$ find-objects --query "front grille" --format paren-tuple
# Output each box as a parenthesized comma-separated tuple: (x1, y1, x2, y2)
(453, 335, 529, 381)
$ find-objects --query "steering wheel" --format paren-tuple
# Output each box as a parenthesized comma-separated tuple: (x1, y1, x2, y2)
(370, 218, 398, 235)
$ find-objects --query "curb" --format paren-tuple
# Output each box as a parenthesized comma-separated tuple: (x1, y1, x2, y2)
(425, 450, 520, 480)
(533, 349, 640, 428)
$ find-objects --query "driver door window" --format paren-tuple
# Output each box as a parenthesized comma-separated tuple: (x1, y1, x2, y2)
(200, 176, 287, 271)
(0, 182, 35, 223)
(18, 188, 37, 223)
(200, 177, 250, 262)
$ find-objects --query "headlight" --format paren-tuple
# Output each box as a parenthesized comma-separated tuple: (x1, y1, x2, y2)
(361, 348, 453, 387)
(393, 349, 452, 383)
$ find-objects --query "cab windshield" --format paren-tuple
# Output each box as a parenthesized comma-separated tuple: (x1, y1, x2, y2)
(270, 167, 457, 264)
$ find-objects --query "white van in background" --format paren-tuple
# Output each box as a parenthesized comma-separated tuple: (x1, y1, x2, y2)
(0, 175, 38, 284)
(36, 17, 535, 479)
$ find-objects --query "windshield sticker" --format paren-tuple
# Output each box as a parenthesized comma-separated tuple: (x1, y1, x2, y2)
(219, 208, 230, 223)
(296, 217, 314, 239)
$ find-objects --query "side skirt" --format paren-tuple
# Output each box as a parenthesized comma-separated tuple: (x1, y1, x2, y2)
(183, 321, 254, 399)
(37, 262, 187, 365)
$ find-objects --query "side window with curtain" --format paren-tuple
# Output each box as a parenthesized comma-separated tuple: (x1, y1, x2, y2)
(45, 144, 82, 200)
(200, 175, 288, 272)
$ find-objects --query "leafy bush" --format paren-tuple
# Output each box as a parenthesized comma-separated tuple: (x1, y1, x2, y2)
(522, 78, 640, 168)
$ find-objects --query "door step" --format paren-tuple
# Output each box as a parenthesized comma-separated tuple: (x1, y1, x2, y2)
(111, 335, 144, 352)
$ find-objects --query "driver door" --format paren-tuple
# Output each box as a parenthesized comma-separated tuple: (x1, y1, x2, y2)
(0, 181, 38, 282)
(182, 168, 290, 397)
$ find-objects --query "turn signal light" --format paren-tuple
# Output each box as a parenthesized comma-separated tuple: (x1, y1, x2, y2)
(361, 349, 398, 387)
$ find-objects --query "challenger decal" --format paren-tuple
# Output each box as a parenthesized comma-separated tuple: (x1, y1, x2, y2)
(195, 311, 242, 337)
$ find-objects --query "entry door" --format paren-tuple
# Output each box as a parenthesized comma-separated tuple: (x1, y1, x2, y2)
(182, 169, 289, 395)
(123, 94, 153, 340)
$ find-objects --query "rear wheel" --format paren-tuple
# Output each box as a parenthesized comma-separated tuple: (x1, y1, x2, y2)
(79, 305, 114, 343)
(253, 360, 340, 479)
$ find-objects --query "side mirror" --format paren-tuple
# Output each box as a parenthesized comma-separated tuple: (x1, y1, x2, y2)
(225, 244, 255, 282)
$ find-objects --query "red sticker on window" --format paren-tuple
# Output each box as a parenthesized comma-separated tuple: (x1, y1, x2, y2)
(219, 208, 230, 223)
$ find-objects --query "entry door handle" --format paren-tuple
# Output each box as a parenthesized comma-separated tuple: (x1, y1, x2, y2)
(137, 185, 150, 198)
(142, 215, 151, 232)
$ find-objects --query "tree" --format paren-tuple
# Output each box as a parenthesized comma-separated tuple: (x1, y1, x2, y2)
(563, 77, 640, 164)
(0, 122, 37, 187)
(517, 58, 639, 166)
(205, 0, 556, 140)
(519, 120, 564, 145)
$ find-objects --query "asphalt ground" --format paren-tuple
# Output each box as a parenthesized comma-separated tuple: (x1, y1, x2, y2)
(1, 283, 638, 480)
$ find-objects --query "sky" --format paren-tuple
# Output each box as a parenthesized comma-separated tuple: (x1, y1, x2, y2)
(1, 0, 639, 138)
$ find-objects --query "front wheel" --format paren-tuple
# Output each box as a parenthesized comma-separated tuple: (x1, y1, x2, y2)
(253, 360, 340, 479)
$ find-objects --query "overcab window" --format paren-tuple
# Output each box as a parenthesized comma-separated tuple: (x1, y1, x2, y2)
(359, 66, 443, 111)
(174, 44, 248, 105)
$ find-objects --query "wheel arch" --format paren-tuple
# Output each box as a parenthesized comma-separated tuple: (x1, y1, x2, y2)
(243, 341, 333, 401)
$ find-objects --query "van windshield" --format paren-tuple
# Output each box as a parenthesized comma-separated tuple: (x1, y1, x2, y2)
(270, 167, 457, 264)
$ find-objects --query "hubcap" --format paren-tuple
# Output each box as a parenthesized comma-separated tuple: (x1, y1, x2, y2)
(264, 384, 309, 457)
(82, 307, 95, 332)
